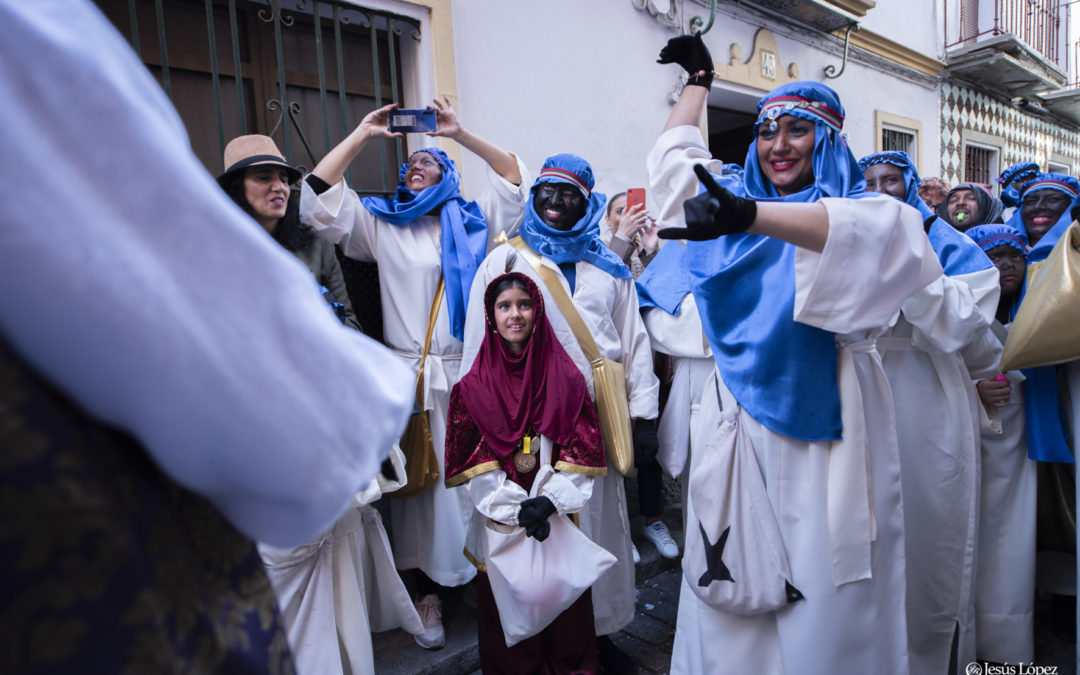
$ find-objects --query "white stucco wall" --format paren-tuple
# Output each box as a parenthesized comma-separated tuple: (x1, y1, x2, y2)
(860, 0, 943, 61)
(410, 0, 943, 201)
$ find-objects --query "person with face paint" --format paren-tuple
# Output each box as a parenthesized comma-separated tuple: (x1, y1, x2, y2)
(301, 96, 530, 650)
(1007, 173, 1080, 248)
(445, 272, 607, 673)
(961, 224, 1038, 665)
(938, 182, 1005, 232)
(859, 151, 1001, 672)
(461, 154, 661, 673)
(649, 33, 943, 675)
(1002, 174, 1080, 647)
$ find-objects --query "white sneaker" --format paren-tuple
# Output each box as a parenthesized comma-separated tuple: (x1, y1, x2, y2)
(632, 541, 641, 565)
(413, 594, 446, 649)
(643, 520, 679, 559)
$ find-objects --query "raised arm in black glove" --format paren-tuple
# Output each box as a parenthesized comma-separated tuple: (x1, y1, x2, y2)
(633, 418, 660, 466)
(657, 33, 714, 89)
(518, 495, 557, 542)
(659, 164, 758, 241)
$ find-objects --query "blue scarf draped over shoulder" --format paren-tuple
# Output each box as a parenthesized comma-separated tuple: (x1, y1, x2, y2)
(360, 147, 488, 341)
(688, 81, 869, 442)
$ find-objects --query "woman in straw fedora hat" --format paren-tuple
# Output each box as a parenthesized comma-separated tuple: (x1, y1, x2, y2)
(219, 134, 426, 674)
(218, 134, 360, 331)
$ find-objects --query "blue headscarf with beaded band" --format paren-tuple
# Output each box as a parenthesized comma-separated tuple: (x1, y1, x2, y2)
(360, 147, 489, 341)
(1007, 173, 1080, 258)
(686, 81, 871, 441)
(965, 224, 1028, 255)
(858, 150, 934, 219)
(519, 154, 631, 280)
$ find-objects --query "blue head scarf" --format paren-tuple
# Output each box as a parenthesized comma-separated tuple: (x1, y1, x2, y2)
(687, 81, 867, 441)
(858, 150, 934, 219)
(1002, 175, 1080, 463)
(1007, 173, 1080, 260)
(519, 154, 631, 279)
(858, 151, 992, 276)
(964, 224, 1028, 255)
(360, 147, 488, 341)
(998, 162, 1040, 208)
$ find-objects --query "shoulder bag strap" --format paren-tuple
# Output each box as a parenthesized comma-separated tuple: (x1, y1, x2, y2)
(415, 278, 445, 405)
(507, 237, 602, 364)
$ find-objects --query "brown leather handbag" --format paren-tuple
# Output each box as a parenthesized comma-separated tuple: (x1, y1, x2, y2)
(389, 280, 444, 500)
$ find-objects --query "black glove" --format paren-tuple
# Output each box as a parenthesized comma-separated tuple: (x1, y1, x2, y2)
(659, 164, 758, 241)
(657, 33, 713, 89)
(525, 519, 551, 542)
(518, 496, 556, 541)
(633, 418, 660, 466)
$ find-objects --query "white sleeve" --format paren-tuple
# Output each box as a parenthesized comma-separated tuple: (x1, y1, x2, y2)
(647, 125, 724, 234)
(464, 470, 529, 526)
(642, 294, 713, 359)
(538, 472, 594, 515)
(902, 265, 1000, 354)
(794, 196, 943, 333)
(611, 277, 660, 420)
(299, 178, 378, 262)
(0, 2, 414, 548)
(472, 154, 532, 249)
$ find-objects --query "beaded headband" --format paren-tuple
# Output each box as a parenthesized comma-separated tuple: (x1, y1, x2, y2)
(757, 95, 844, 133)
(1022, 178, 1079, 199)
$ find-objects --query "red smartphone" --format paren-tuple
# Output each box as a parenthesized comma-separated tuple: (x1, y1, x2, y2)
(626, 188, 646, 213)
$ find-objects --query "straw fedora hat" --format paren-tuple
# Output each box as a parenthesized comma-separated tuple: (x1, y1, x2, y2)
(217, 134, 301, 186)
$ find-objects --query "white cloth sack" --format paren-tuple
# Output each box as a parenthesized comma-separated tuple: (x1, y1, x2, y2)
(484, 465, 617, 647)
(684, 405, 804, 615)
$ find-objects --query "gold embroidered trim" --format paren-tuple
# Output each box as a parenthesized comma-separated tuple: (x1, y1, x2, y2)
(553, 460, 607, 477)
(463, 546, 486, 573)
(444, 461, 501, 488)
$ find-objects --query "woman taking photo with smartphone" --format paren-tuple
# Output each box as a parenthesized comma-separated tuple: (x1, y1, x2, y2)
(300, 96, 529, 649)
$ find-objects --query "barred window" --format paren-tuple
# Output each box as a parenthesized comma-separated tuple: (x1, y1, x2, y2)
(95, 0, 419, 196)
(964, 144, 998, 186)
(881, 127, 916, 156)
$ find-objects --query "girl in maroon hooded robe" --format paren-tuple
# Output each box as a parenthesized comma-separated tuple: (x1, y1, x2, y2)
(445, 271, 607, 674)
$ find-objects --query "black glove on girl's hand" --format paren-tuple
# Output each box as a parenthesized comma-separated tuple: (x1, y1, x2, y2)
(659, 164, 758, 241)
(526, 519, 551, 542)
(518, 496, 556, 541)
(633, 418, 660, 466)
(657, 33, 713, 88)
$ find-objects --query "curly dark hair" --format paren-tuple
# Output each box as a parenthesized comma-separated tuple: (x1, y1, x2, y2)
(221, 171, 314, 252)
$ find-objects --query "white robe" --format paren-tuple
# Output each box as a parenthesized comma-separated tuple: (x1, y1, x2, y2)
(974, 321, 1036, 664)
(461, 244, 661, 636)
(877, 260, 1000, 674)
(300, 160, 529, 586)
(258, 447, 424, 675)
(650, 125, 941, 675)
(0, 1, 414, 549)
(642, 294, 715, 480)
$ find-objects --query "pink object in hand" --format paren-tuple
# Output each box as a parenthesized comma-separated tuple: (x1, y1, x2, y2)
(995, 374, 1008, 382)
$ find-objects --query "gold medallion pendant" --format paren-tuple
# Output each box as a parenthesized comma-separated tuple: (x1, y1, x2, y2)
(512, 434, 539, 473)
